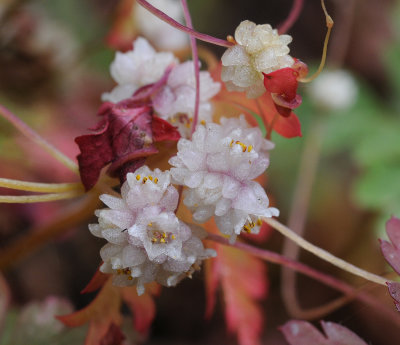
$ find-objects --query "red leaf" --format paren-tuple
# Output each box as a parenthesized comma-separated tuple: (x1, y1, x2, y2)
(58, 279, 123, 345)
(75, 102, 157, 190)
(280, 320, 368, 345)
(263, 68, 299, 101)
(380, 216, 400, 275)
(81, 267, 109, 294)
(204, 220, 268, 345)
(151, 116, 180, 142)
(100, 323, 125, 345)
(387, 282, 400, 311)
(121, 283, 160, 335)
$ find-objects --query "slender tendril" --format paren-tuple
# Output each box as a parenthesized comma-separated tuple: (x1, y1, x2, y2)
(0, 105, 78, 173)
(0, 178, 83, 193)
(136, 0, 234, 48)
(298, 0, 334, 83)
(180, 0, 200, 135)
(264, 217, 389, 286)
(0, 191, 84, 203)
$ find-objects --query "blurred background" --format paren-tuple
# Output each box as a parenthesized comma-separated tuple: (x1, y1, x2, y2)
(1, 0, 400, 344)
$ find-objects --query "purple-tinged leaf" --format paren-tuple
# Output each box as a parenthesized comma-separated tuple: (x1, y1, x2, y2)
(387, 282, 400, 311)
(280, 320, 368, 345)
(380, 216, 400, 275)
(75, 101, 156, 190)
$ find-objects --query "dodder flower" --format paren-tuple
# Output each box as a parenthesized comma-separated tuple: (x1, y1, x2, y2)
(169, 116, 279, 242)
(102, 37, 177, 103)
(153, 61, 221, 137)
(89, 166, 214, 295)
(221, 20, 294, 98)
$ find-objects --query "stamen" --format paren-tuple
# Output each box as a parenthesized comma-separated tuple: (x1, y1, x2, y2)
(143, 177, 148, 183)
(136, 174, 141, 181)
(148, 175, 153, 181)
(0, 178, 84, 194)
(247, 145, 253, 152)
(200, 120, 206, 125)
(154, 177, 159, 184)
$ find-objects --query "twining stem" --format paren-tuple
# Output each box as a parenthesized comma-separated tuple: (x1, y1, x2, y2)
(298, 0, 334, 83)
(278, 0, 304, 34)
(207, 233, 400, 326)
(0, 191, 83, 203)
(180, 0, 200, 135)
(263, 217, 389, 286)
(0, 105, 78, 174)
(281, 118, 326, 319)
(136, 0, 234, 48)
(0, 178, 83, 193)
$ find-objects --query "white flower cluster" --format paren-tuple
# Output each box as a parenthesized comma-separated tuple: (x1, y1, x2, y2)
(169, 116, 279, 242)
(221, 20, 294, 98)
(133, 0, 188, 51)
(102, 37, 220, 138)
(90, 166, 215, 295)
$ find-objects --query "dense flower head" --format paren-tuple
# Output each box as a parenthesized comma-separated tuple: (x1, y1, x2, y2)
(169, 116, 279, 242)
(133, 0, 188, 51)
(89, 166, 215, 295)
(221, 20, 294, 98)
(153, 61, 221, 137)
(102, 37, 177, 103)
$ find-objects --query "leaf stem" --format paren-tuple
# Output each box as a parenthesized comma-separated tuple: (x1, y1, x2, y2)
(136, 0, 234, 48)
(0, 105, 78, 174)
(180, 0, 200, 136)
(0, 178, 83, 193)
(263, 217, 389, 286)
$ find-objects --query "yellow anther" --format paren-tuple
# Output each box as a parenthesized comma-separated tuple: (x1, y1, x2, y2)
(136, 174, 141, 181)
(160, 238, 166, 243)
(230, 139, 234, 147)
(256, 218, 262, 226)
(185, 122, 191, 128)
(148, 222, 153, 227)
(162, 232, 167, 238)
(200, 120, 206, 125)
(243, 224, 251, 233)
(143, 177, 148, 183)
(127, 276, 133, 280)
(116, 269, 122, 274)
(148, 175, 153, 181)
(250, 221, 255, 228)
(171, 234, 176, 240)
(151, 237, 157, 243)
(248, 145, 253, 152)
(154, 177, 159, 184)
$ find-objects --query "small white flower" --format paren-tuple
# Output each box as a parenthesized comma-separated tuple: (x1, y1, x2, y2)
(308, 70, 358, 111)
(90, 166, 215, 295)
(221, 20, 294, 98)
(153, 61, 221, 137)
(133, 0, 188, 51)
(102, 37, 177, 103)
(169, 116, 279, 242)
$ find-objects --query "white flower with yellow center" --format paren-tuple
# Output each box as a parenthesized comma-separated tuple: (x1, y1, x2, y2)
(221, 20, 294, 98)
(169, 116, 279, 242)
(89, 166, 215, 295)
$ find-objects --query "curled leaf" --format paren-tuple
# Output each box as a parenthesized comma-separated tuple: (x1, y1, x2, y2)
(379, 216, 400, 275)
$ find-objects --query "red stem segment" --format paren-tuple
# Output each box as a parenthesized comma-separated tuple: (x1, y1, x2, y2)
(180, 0, 200, 135)
(136, 0, 234, 48)
(278, 0, 304, 34)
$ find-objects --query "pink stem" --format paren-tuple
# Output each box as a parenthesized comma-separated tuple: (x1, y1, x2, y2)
(180, 0, 200, 135)
(136, 0, 234, 48)
(207, 233, 400, 323)
(0, 104, 78, 173)
(278, 0, 304, 34)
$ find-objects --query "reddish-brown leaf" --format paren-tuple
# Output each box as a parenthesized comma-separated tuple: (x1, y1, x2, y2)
(151, 116, 180, 142)
(204, 221, 268, 345)
(387, 282, 400, 311)
(100, 323, 126, 345)
(75, 101, 157, 190)
(121, 283, 160, 335)
(58, 279, 123, 345)
(280, 320, 368, 345)
(81, 267, 109, 294)
(380, 216, 400, 275)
